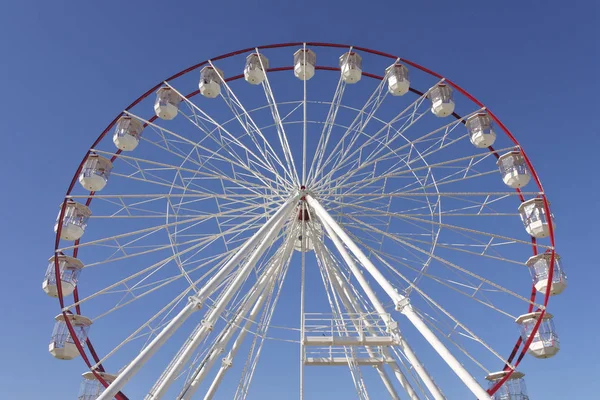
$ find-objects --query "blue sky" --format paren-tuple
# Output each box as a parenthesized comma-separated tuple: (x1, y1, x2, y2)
(0, 0, 597, 399)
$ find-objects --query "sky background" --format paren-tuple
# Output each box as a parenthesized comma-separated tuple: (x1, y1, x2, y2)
(0, 0, 598, 399)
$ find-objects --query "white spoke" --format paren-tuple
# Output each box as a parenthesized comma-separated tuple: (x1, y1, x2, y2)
(345, 214, 543, 308)
(306, 58, 348, 185)
(255, 48, 300, 185)
(207, 61, 296, 186)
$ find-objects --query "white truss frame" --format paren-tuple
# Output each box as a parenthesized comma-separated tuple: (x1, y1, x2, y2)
(51, 44, 552, 400)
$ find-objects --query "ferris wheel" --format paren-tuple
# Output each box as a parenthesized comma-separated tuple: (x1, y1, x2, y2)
(44, 42, 566, 400)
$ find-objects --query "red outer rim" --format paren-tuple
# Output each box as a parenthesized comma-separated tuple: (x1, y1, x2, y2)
(53, 42, 555, 397)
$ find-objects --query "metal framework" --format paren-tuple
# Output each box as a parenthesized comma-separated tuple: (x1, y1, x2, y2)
(47, 42, 558, 400)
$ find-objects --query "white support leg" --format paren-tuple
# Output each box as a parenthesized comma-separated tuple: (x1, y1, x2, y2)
(312, 237, 401, 400)
(307, 196, 403, 309)
(145, 204, 292, 400)
(179, 235, 296, 400)
(203, 234, 296, 400)
(189, 196, 297, 308)
(376, 368, 401, 400)
(97, 300, 199, 400)
(299, 203, 306, 400)
(97, 198, 296, 400)
(307, 195, 491, 400)
(307, 195, 444, 400)
(322, 251, 419, 399)
(325, 257, 419, 400)
(313, 231, 371, 400)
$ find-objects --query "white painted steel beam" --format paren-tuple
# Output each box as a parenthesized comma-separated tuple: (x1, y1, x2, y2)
(97, 198, 296, 400)
(96, 300, 199, 400)
(144, 201, 293, 400)
(203, 234, 296, 400)
(305, 357, 396, 366)
(312, 243, 400, 400)
(303, 336, 397, 346)
(309, 195, 443, 399)
(178, 236, 294, 400)
(307, 195, 491, 400)
(314, 232, 417, 400)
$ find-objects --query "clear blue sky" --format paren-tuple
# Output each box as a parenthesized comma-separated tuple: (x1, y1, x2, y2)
(0, 0, 597, 399)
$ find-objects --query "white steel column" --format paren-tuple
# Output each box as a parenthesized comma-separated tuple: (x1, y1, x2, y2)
(307, 196, 401, 308)
(312, 236, 401, 400)
(188, 196, 297, 308)
(299, 203, 306, 400)
(376, 369, 401, 400)
(178, 236, 294, 400)
(321, 246, 419, 400)
(97, 300, 199, 400)
(145, 203, 292, 400)
(97, 198, 296, 400)
(313, 227, 371, 400)
(306, 195, 491, 400)
(313, 209, 436, 399)
(203, 234, 296, 400)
